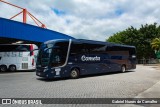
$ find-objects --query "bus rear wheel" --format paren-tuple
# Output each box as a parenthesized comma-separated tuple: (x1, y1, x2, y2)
(0, 65, 7, 72)
(9, 65, 16, 72)
(70, 68, 79, 79)
(121, 65, 126, 73)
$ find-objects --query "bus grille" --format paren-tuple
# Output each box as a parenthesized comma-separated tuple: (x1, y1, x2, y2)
(22, 63, 28, 69)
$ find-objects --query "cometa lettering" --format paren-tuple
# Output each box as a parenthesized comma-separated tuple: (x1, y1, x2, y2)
(81, 55, 100, 61)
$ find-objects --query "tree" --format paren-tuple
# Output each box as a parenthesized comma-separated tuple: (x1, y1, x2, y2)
(151, 38, 160, 60)
(107, 23, 159, 59)
(151, 38, 160, 50)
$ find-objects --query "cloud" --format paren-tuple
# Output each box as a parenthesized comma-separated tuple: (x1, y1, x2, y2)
(0, 0, 160, 41)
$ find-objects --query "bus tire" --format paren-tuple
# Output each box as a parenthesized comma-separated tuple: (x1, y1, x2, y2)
(9, 65, 16, 72)
(0, 65, 7, 72)
(70, 68, 80, 79)
(121, 65, 126, 73)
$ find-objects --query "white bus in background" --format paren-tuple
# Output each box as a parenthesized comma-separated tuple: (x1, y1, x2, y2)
(0, 44, 38, 72)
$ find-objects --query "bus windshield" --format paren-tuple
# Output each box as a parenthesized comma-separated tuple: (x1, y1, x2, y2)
(37, 40, 69, 67)
(37, 43, 53, 67)
(0, 45, 30, 52)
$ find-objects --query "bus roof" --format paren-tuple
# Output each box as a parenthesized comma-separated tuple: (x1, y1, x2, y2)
(0, 44, 34, 46)
(44, 39, 135, 48)
(77, 39, 135, 48)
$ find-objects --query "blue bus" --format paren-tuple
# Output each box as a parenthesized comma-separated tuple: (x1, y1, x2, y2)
(36, 39, 136, 79)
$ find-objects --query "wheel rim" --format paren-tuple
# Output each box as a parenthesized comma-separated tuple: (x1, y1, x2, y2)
(122, 66, 125, 72)
(10, 66, 16, 71)
(1, 67, 6, 72)
(71, 70, 78, 78)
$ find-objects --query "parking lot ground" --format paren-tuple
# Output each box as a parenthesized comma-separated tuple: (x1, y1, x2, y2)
(0, 65, 160, 107)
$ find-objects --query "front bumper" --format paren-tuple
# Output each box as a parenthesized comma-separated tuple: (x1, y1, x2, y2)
(36, 71, 46, 77)
(36, 68, 58, 79)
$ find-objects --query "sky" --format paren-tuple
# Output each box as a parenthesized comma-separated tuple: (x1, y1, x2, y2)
(0, 0, 160, 41)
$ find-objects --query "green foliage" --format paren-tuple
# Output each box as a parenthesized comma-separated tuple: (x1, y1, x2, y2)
(107, 23, 160, 59)
(151, 38, 160, 59)
(151, 38, 160, 50)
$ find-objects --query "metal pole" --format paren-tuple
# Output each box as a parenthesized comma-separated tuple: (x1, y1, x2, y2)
(23, 9, 27, 23)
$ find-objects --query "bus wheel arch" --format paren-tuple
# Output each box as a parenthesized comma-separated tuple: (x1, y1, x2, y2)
(9, 65, 16, 72)
(121, 64, 126, 73)
(0, 65, 7, 72)
(70, 67, 80, 79)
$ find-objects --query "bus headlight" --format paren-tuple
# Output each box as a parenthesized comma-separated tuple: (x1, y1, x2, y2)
(43, 69, 48, 72)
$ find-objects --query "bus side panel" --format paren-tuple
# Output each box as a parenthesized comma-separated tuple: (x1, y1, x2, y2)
(82, 54, 110, 75)
(109, 60, 125, 72)
(66, 54, 111, 76)
(0, 44, 39, 71)
(107, 51, 129, 72)
(0, 52, 22, 70)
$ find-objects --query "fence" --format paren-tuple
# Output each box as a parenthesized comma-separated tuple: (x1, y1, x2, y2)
(137, 59, 160, 64)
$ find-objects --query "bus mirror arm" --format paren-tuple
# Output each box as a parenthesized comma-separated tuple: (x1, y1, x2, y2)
(44, 47, 52, 52)
(43, 46, 60, 52)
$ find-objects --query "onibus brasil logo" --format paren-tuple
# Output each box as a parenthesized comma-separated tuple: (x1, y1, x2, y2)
(1, 99, 42, 105)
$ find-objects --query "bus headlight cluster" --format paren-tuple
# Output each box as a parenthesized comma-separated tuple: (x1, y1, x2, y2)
(43, 69, 48, 72)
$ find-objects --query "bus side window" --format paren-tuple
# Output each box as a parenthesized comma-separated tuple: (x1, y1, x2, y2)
(70, 42, 86, 55)
(15, 45, 30, 51)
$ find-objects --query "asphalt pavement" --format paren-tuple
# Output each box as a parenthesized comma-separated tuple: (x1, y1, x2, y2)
(0, 65, 160, 107)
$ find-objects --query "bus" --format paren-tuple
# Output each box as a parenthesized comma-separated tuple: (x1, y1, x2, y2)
(0, 44, 38, 72)
(36, 39, 136, 79)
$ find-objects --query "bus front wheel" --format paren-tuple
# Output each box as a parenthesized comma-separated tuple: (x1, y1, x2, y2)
(9, 65, 16, 72)
(121, 65, 126, 73)
(0, 65, 7, 72)
(70, 68, 79, 79)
